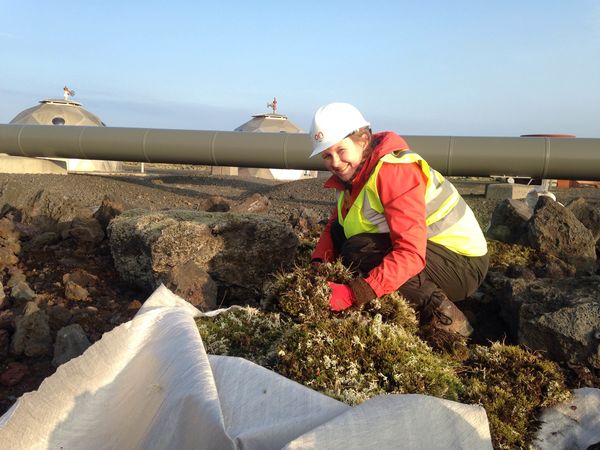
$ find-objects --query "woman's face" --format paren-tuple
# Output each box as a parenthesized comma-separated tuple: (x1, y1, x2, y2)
(321, 137, 366, 182)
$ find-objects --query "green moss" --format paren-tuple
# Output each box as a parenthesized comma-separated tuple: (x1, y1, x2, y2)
(487, 239, 537, 270)
(293, 228, 321, 267)
(461, 343, 571, 449)
(196, 262, 573, 448)
(199, 261, 462, 405)
(275, 313, 463, 405)
(261, 261, 353, 322)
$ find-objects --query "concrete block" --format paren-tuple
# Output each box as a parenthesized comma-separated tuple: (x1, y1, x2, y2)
(211, 166, 238, 176)
(485, 183, 533, 200)
(0, 155, 67, 174)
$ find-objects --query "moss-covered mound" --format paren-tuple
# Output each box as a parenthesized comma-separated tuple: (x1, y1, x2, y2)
(276, 313, 462, 404)
(460, 343, 571, 449)
(196, 261, 571, 448)
(199, 261, 461, 404)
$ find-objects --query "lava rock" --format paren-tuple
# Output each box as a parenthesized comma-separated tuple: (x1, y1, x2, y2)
(487, 199, 533, 244)
(527, 196, 596, 275)
(108, 209, 298, 304)
(52, 323, 91, 367)
(23, 231, 61, 251)
(232, 193, 270, 214)
(516, 276, 600, 369)
(63, 269, 99, 288)
(10, 281, 36, 304)
(566, 197, 600, 241)
(93, 194, 125, 231)
(0, 329, 9, 360)
(11, 302, 52, 357)
(64, 281, 90, 302)
(164, 260, 218, 311)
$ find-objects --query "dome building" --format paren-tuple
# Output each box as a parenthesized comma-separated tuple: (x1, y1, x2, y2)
(228, 98, 316, 181)
(9, 99, 105, 127)
(7, 89, 122, 172)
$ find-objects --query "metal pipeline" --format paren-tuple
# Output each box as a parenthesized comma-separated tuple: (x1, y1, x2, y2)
(0, 124, 599, 180)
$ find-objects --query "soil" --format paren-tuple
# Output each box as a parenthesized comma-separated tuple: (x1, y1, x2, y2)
(0, 165, 599, 416)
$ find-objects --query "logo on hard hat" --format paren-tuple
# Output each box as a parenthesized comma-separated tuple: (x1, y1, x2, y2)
(314, 131, 324, 142)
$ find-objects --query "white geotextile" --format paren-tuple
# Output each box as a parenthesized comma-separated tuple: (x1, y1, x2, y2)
(0, 285, 495, 449)
(534, 387, 600, 449)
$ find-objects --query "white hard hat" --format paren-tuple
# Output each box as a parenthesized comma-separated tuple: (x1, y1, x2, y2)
(308, 103, 370, 157)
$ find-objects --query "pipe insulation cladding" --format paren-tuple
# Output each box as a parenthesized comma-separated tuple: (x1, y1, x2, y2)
(0, 124, 599, 180)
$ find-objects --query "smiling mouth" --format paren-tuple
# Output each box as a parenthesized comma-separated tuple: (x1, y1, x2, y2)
(335, 165, 350, 175)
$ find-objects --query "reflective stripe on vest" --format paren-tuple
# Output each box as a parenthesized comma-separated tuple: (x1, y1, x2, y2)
(337, 151, 487, 256)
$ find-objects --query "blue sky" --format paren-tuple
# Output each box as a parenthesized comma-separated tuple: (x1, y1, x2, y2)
(2, 1, 599, 137)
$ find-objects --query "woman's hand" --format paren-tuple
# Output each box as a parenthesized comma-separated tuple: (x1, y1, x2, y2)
(327, 282, 354, 311)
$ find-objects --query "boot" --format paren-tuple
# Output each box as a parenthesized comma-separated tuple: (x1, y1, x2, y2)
(430, 296, 473, 337)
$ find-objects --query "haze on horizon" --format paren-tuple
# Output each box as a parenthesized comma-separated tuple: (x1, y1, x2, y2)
(2, 1, 599, 138)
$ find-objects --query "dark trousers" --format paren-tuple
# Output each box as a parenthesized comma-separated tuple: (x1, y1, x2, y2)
(331, 222, 489, 320)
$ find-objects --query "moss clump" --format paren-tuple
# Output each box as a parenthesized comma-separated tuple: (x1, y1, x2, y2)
(292, 227, 321, 267)
(261, 261, 353, 321)
(418, 325, 470, 361)
(487, 239, 537, 271)
(461, 343, 571, 449)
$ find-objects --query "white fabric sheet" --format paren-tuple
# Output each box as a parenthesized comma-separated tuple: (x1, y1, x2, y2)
(0, 285, 496, 449)
(534, 387, 600, 449)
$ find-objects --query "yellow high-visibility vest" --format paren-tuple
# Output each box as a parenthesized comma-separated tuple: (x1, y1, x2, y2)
(337, 151, 487, 256)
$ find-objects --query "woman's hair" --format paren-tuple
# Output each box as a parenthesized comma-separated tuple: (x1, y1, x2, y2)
(348, 126, 376, 159)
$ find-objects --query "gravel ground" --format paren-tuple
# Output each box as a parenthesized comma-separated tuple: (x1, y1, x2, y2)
(1, 169, 596, 227)
(0, 166, 599, 416)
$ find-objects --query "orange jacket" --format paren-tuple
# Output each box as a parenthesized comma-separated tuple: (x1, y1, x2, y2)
(311, 132, 428, 297)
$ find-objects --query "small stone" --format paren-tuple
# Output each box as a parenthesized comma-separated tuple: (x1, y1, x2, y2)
(0, 310, 15, 331)
(0, 282, 7, 310)
(11, 302, 52, 357)
(63, 269, 98, 288)
(11, 281, 36, 303)
(24, 231, 60, 250)
(48, 305, 73, 333)
(7, 272, 26, 288)
(127, 300, 142, 310)
(64, 281, 89, 302)
(52, 324, 91, 367)
(0, 247, 18, 271)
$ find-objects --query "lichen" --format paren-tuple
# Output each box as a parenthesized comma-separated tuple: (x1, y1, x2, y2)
(275, 313, 463, 404)
(196, 306, 285, 368)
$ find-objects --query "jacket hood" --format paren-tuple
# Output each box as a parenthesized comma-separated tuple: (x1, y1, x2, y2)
(323, 131, 410, 190)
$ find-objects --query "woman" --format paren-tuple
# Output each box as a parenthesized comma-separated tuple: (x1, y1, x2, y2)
(309, 103, 489, 336)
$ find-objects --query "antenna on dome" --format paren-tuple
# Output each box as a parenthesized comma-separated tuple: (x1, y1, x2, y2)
(267, 97, 277, 114)
(63, 86, 75, 101)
